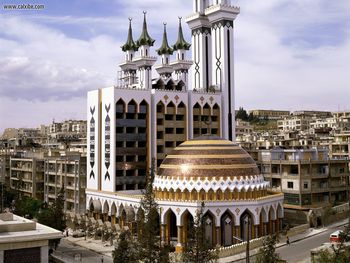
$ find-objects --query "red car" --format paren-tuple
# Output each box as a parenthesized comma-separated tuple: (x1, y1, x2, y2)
(330, 230, 342, 243)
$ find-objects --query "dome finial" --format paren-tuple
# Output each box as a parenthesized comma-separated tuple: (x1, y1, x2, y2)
(121, 17, 138, 52)
(156, 22, 173, 55)
(136, 11, 155, 47)
(173, 16, 191, 51)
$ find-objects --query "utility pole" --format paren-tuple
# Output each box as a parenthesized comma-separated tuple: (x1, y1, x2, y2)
(245, 216, 251, 263)
(232, 215, 251, 263)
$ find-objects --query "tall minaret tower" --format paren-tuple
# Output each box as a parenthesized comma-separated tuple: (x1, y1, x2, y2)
(187, 0, 239, 141)
(134, 12, 157, 89)
(155, 23, 174, 79)
(206, 0, 239, 141)
(185, 0, 212, 91)
(171, 17, 193, 89)
(119, 18, 138, 87)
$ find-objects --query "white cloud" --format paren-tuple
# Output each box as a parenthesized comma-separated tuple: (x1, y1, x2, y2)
(0, 0, 350, 133)
(234, 0, 350, 111)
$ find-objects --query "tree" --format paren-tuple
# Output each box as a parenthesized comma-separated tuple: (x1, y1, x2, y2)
(255, 234, 282, 263)
(113, 230, 138, 263)
(236, 107, 249, 121)
(137, 159, 166, 263)
(15, 196, 42, 219)
(183, 202, 218, 263)
(37, 188, 66, 231)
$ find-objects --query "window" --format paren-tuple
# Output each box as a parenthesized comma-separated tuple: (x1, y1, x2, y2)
(287, 182, 294, 189)
(304, 182, 308, 189)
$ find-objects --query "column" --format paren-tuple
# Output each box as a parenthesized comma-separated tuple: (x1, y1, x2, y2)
(111, 215, 116, 225)
(255, 225, 259, 238)
(216, 226, 221, 246)
(264, 223, 268, 236)
(176, 226, 184, 253)
(161, 224, 166, 245)
(0, 250, 4, 263)
(235, 226, 241, 242)
(41, 245, 49, 263)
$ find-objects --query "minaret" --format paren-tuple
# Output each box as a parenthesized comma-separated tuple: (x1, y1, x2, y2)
(155, 23, 174, 79)
(134, 11, 157, 89)
(119, 18, 138, 87)
(205, 0, 240, 141)
(185, 0, 212, 91)
(171, 17, 193, 89)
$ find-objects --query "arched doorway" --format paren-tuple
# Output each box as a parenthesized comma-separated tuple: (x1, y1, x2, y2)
(221, 210, 234, 246)
(203, 211, 215, 247)
(181, 210, 194, 245)
(165, 209, 177, 245)
(240, 210, 253, 241)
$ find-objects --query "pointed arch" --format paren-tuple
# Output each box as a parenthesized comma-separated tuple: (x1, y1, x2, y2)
(240, 209, 254, 241)
(111, 202, 117, 216)
(181, 209, 194, 244)
(203, 210, 216, 247)
(166, 101, 176, 109)
(127, 99, 137, 113)
(260, 207, 268, 223)
(277, 203, 283, 219)
(116, 98, 126, 113)
(177, 101, 186, 109)
(221, 210, 235, 246)
(165, 78, 175, 90)
(157, 101, 165, 114)
(139, 99, 148, 114)
(164, 208, 177, 243)
(152, 78, 165, 90)
(176, 79, 185, 91)
(193, 102, 201, 109)
(103, 200, 109, 214)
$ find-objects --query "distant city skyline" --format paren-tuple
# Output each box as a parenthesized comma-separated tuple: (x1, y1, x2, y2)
(1, 0, 349, 133)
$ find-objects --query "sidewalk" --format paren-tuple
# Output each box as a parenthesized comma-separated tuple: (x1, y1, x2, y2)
(61, 219, 349, 263)
(64, 235, 114, 258)
(219, 218, 349, 263)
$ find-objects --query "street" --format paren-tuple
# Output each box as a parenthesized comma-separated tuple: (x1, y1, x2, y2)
(53, 239, 113, 263)
(277, 225, 346, 263)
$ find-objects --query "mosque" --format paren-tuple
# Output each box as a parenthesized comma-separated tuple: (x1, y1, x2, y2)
(86, 0, 284, 253)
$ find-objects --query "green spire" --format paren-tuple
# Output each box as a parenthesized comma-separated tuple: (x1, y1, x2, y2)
(136, 11, 155, 47)
(156, 23, 173, 56)
(173, 17, 191, 51)
(121, 18, 138, 52)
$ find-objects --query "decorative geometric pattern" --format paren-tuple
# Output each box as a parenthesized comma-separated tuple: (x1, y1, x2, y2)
(153, 174, 268, 193)
(164, 94, 169, 103)
(235, 208, 240, 215)
(89, 106, 96, 179)
(104, 103, 111, 181)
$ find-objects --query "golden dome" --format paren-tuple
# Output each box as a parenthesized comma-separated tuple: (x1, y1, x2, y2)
(153, 137, 269, 202)
(158, 137, 260, 179)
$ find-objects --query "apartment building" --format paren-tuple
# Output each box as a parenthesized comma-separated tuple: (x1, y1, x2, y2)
(9, 151, 87, 213)
(10, 154, 45, 199)
(328, 132, 350, 160)
(278, 117, 311, 132)
(258, 148, 350, 210)
(43, 155, 86, 214)
(250, 109, 290, 120)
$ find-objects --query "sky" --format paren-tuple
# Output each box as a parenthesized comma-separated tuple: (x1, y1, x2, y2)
(0, 0, 349, 133)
